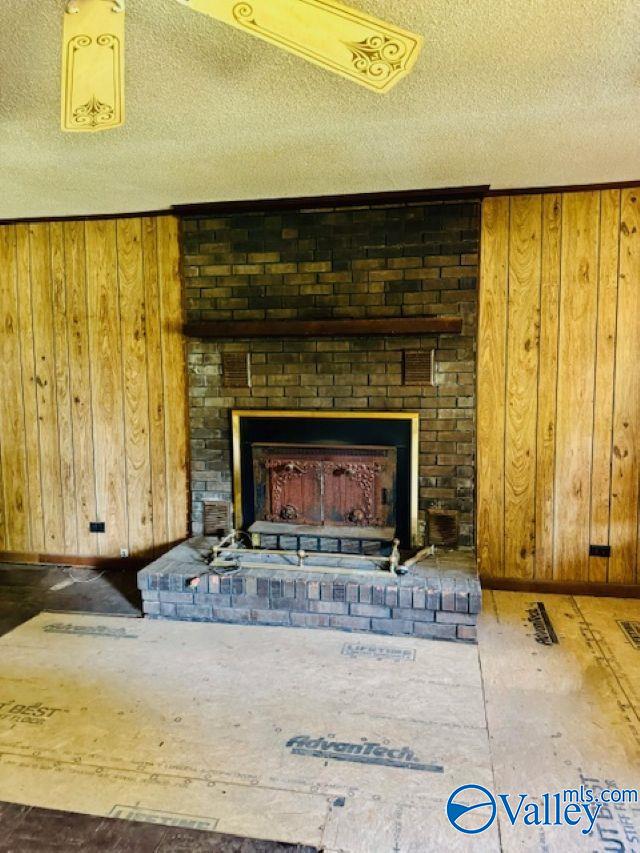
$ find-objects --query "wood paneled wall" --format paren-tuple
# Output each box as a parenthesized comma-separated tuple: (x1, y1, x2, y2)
(478, 189, 640, 586)
(0, 216, 188, 560)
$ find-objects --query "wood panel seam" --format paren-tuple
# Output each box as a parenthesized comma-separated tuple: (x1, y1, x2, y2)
(82, 221, 101, 553)
(11, 227, 32, 550)
(115, 222, 132, 554)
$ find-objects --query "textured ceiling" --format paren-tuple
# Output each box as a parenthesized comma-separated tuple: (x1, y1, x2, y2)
(1, 0, 639, 219)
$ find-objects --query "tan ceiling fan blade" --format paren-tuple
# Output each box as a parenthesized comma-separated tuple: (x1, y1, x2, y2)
(177, 0, 423, 93)
(61, 0, 125, 132)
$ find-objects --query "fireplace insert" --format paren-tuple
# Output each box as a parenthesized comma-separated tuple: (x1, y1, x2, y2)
(231, 410, 419, 547)
(252, 443, 397, 528)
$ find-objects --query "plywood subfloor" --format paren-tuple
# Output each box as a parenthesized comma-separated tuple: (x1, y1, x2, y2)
(0, 591, 638, 852)
(482, 591, 640, 852)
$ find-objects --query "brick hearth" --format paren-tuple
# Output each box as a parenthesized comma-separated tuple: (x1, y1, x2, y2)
(138, 539, 481, 642)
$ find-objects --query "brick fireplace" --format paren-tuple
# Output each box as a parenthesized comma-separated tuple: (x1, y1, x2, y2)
(136, 198, 482, 643)
(184, 199, 479, 547)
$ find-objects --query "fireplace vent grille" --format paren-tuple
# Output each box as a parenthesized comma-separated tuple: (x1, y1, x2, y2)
(203, 501, 232, 536)
(403, 349, 434, 385)
(222, 352, 251, 388)
(427, 508, 459, 548)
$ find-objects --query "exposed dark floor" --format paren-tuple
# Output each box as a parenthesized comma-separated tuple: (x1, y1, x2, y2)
(0, 801, 318, 852)
(0, 562, 317, 852)
(0, 562, 141, 637)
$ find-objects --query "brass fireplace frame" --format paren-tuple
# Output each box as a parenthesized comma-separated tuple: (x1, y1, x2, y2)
(231, 409, 420, 546)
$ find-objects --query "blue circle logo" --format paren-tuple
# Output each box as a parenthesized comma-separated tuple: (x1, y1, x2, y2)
(446, 784, 497, 834)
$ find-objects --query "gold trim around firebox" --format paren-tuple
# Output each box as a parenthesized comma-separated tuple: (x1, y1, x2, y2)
(231, 409, 420, 546)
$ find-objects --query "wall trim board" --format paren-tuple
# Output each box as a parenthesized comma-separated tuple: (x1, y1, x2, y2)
(5, 180, 640, 226)
(0, 187, 488, 226)
(486, 180, 640, 197)
(483, 576, 640, 600)
(173, 180, 638, 217)
(172, 186, 489, 216)
(0, 209, 174, 227)
(0, 540, 186, 570)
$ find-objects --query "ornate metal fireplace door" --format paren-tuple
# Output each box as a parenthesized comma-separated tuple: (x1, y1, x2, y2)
(252, 444, 396, 530)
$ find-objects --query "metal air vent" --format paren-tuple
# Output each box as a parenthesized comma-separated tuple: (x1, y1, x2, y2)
(203, 500, 233, 536)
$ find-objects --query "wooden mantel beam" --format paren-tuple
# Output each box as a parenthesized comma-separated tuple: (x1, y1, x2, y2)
(184, 316, 463, 339)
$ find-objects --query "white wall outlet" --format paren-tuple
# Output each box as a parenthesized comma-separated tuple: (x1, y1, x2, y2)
(120, 548, 129, 558)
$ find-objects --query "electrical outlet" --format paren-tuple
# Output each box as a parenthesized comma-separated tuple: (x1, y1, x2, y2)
(120, 548, 129, 559)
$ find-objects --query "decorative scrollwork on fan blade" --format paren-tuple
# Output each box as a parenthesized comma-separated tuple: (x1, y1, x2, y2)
(65, 32, 121, 129)
(232, 3, 256, 24)
(63, 32, 123, 130)
(62, 0, 124, 132)
(72, 95, 115, 128)
(346, 34, 407, 82)
(68, 33, 92, 51)
(182, 0, 422, 94)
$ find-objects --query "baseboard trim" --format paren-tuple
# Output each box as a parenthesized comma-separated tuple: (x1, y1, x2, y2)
(482, 575, 640, 599)
(0, 541, 186, 571)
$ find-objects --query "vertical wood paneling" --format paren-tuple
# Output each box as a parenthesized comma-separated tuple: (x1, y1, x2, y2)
(609, 189, 640, 584)
(64, 221, 98, 556)
(534, 194, 561, 580)
(553, 192, 600, 581)
(479, 187, 639, 588)
(158, 217, 188, 543)
(478, 198, 509, 575)
(15, 225, 44, 551)
(29, 224, 65, 552)
(477, 198, 509, 578)
(504, 195, 542, 579)
(0, 438, 5, 550)
(0, 226, 30, 550)
(117, 218, 154, 556)
(0, 215, 187, 562)
(85, 220, 128, 557)
(142, 217, 169, 552)
(51, 221, 79, 554)
(589, 190, 620, 582)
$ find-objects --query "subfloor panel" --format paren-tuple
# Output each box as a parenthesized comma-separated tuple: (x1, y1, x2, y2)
(480, 591, 640, 852)
(0, 612, 495, 852)
(0, 592, 638, 851)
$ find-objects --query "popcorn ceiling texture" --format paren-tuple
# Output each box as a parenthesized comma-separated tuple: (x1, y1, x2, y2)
(185, 200, 479, 546)
(1, 0, 639, 218)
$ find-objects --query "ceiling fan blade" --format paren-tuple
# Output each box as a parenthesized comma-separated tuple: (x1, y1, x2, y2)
(177, 0, 422, 93)
(61, 0, 125, 132)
